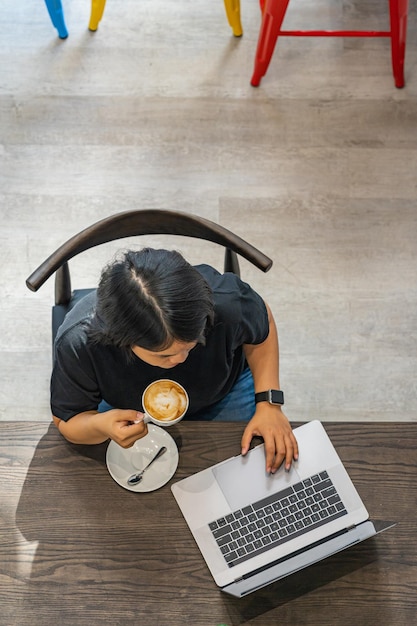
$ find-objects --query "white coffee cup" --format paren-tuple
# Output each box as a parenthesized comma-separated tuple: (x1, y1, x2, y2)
(141, 379, 189, 427)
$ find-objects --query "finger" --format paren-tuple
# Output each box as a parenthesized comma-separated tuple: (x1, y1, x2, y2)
(131, 420, 148, 436)
(129, 428, 149, 446)
(241, 423, 257, 456)
(280, 431, 299, 471)
(132, 413, 145, 424)
(263, 434, 281, 474)
(119, 415, 148, 437)
(270, 438, 287, 474)
(120, 423, 148, 448)
(292, 433, 299, 461)
(282, 435, 296, 471)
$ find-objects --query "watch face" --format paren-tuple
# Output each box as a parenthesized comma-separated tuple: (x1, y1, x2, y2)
(270, 390, 284, 405)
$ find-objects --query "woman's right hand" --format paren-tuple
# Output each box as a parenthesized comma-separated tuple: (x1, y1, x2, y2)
(52, 409, 148, 446)
(104, 409, 149, 448)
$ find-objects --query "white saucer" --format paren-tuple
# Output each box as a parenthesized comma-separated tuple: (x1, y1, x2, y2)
(106, 424, 179, 492)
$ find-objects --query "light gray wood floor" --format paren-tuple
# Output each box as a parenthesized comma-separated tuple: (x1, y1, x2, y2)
(1, 0, 416, 422)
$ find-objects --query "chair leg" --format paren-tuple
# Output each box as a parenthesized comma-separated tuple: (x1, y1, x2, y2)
(44, 0, 68, 39)
(223, 0, 243, 37)
(389, 0, 408, 88)
(89, 0, 107, 32)
(251, 0, 291, 86)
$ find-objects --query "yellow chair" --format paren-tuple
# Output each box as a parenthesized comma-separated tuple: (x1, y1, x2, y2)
(223, 0, 243, 37)
(44, 0, 242, 39)
(88, 0, 107, 32)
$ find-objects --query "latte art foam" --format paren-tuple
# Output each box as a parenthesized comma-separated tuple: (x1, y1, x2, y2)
(144, 381, 188, 421)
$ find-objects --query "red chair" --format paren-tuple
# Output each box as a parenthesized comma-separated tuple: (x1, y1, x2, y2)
(251, 0, 409, 88)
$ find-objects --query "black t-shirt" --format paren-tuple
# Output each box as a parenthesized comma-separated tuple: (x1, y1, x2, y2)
(51, 265, 269, 421)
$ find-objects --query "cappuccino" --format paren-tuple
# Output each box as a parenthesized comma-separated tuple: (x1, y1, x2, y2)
(143, 380, 188, 422)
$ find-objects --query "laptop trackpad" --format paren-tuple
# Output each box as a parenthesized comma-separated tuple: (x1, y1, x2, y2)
(212, 444, 301, 512)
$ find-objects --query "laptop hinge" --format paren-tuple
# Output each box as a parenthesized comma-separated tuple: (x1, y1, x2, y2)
(240, 527, 350, 581)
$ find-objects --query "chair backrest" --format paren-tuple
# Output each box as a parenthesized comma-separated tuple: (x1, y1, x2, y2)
(26, 210, 272, 306)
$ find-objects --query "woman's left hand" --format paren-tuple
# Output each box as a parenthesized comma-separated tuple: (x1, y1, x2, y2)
(241, 405, 299, 474)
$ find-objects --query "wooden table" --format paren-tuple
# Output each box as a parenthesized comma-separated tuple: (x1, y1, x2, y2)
(1, 421, 416, 626)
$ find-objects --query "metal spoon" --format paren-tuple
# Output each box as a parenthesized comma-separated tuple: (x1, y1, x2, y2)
(127, 446, 167, 485)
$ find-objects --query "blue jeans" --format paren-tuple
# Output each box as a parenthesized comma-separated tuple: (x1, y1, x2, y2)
(186, 367, 255, 422)
(98, 367, 255, 422)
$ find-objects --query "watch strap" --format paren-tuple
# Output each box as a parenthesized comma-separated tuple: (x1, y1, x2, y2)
(255, 389, 284, 405)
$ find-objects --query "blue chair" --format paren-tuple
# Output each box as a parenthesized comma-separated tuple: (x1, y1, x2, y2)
(44, 0, 68, 39)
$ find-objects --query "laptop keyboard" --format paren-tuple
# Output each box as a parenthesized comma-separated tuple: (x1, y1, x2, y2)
(208, 470, 348, 568)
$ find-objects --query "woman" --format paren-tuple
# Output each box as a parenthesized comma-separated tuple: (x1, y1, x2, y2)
(51, 248, 298, 473)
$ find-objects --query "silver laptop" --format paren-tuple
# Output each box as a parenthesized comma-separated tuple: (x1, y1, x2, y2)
(171, 420, 392, 597)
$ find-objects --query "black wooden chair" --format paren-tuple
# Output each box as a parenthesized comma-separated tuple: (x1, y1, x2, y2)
(26, 209, 272, 343)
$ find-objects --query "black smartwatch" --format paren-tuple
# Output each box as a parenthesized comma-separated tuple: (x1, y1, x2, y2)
(255, 389, 284, 406)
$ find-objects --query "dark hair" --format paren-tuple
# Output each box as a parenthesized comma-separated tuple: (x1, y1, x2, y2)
(89, 248, 214, 353)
